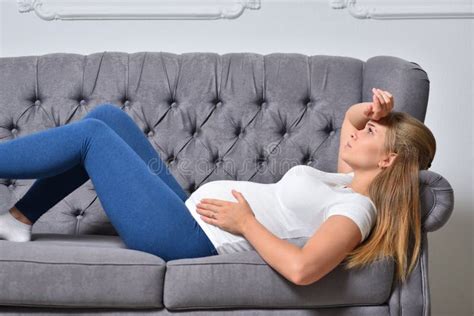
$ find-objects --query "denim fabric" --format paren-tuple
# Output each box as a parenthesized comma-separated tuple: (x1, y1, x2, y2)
(3, 103, 218, 261)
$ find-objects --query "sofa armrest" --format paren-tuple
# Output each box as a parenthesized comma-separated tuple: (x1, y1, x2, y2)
(419, 170, 455, 232)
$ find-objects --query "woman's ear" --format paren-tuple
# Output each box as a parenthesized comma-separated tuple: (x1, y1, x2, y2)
(379, 152, 398, 169)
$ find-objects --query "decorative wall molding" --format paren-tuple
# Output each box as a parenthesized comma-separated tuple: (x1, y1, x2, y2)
(17, 0, 261, 21)
(329, 0, 473, 19)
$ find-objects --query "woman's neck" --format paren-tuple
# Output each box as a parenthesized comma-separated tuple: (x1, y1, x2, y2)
(347, 168, 381, 197)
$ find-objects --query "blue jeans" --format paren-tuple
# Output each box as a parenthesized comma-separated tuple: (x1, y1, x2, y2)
(2, 103, 218, 261)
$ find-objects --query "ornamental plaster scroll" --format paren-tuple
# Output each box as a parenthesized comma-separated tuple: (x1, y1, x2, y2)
(17, 0, 261, 21)
(330, 0, 473, 19)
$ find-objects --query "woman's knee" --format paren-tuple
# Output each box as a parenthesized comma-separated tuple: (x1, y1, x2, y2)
(80, 118, 113, 136)
(82, 117, 109, 128)
(84, 103, 126, 122)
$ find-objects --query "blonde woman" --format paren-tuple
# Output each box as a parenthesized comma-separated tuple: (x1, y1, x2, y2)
(0, 88, 435, 286)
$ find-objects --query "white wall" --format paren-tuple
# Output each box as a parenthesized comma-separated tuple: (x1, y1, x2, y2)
(1, 0, 473, 315)
(470, 19, 474, 316)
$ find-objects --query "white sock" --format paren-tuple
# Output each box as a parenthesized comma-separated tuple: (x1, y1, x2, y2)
(0, 210, 32, 242)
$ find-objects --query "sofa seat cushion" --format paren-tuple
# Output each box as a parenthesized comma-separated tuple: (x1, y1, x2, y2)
(0, 233, 166, 309)
(164, 250, 394, 310)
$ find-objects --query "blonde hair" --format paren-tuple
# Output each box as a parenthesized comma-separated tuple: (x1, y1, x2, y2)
(343, 111, 436, 284)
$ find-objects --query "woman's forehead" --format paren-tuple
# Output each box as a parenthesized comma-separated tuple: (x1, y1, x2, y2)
(368, 119, 388, 128)
(368, 119, 380, 126)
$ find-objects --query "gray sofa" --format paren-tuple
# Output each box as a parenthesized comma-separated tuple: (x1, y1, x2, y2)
(0, 52, 454, 315)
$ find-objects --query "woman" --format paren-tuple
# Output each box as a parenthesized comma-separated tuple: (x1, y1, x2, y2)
(0, 88, 435, 286)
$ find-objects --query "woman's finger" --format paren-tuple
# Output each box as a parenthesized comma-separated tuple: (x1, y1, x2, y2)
(372, 95, 384, 120)
(200, 199, 225, 206)
(372, 90, 382, 109)
(372, 94, 382, 113)
(373, 88, 386, 106)
(200, 215, 217, 226)
(377, 89, 390, 105)
(197, 202, 218, 212)
(384, 91, 394, 109)
(376, 90, 389, 116)
(197, 207, 217, 218)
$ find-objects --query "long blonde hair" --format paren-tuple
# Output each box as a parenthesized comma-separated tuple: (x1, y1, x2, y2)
(343, 111, 436, 284)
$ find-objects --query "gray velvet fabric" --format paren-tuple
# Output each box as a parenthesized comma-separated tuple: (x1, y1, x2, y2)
(164, 251, 393, 309)
(0, 234, 165, 308)
(0, 52, 455, 315)
(0, 306, 391, 315)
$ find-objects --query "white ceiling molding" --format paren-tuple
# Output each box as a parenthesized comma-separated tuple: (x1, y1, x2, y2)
(17, 0, 261, 21)
(329, 0, 473, 19)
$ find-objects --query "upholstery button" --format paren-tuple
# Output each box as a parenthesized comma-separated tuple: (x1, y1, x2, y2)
(34, 100, 41, 106)
(283, 132, 289, 138)
(79, 100, 87, 106)
(170, 101, 177, 108)
(76, 214, 83, 219)
(8, 184, 14, 189)
(11, 127, 17, 134)
(329, 130, 335, 136)
(193, 131, 198, 138)
(124, 100, 130, 107)
(238, 132, 244, 139)
(148, 130, 154, 137)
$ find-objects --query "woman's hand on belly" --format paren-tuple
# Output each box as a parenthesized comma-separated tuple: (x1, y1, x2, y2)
(196, 189, 255, 236)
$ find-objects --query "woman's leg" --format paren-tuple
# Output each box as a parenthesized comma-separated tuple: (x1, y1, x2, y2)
(1, 118, 217, 261)
(14, 103, 188, 224)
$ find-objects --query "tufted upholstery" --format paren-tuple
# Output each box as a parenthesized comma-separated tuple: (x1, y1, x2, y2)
(0, 52, 455, 315)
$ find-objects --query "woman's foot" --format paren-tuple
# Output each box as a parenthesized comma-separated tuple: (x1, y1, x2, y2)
(0, 208, 32, 242)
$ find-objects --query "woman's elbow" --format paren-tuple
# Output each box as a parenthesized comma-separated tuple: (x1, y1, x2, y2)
(292, 264, 321, 286)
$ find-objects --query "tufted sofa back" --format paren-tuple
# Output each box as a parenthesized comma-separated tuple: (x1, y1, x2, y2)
(0, 52, 441, 236)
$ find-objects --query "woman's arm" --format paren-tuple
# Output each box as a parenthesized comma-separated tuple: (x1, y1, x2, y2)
(345, 102, 372, 130)
(242, 217, 303, 285)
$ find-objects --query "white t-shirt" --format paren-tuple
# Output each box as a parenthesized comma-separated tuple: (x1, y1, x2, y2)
(184, 165, 377, 254)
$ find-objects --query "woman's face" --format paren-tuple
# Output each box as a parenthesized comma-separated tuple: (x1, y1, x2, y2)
(341, 120, 391, 170)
